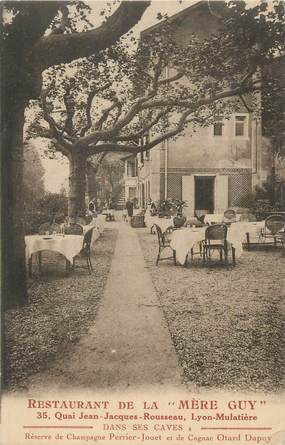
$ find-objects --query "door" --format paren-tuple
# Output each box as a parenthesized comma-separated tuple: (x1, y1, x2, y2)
(195, 176, 215, 216)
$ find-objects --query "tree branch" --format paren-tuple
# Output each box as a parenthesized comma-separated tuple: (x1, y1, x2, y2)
(41, 83, 71, 156)
(5, 2, 63, 48)
(158, 70, 185, 86)
(238, 94, 253, 113)
(31, 2, 150, 71)
(80, 83, 112, 137)
(75, 88, 157, 147)
(63, 87, 75, 136)
(94, 99, 120, 131)
(112, 109, 170, 142)
(88, 143, 139, 156)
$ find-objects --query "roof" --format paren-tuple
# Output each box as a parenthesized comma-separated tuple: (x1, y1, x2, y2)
(141, 1, 226, 37)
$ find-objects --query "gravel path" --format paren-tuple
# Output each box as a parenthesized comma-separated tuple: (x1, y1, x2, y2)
(20, 222, 182, 394)
(137, 228, 285, 393)
(4, 228, 117, 392)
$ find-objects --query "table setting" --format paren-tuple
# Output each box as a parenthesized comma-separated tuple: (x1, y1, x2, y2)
(170, 221, 265, 265)
(25, 233, 84, 264)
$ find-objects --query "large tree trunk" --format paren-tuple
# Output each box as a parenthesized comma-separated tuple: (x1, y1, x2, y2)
(68, 152, 87, 217)
(87, 164, 98, 202)
(2, 98, 28, 309)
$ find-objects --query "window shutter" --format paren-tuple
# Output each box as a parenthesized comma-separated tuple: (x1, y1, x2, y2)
(214, 175, 229, 213)
(182, 175, 195, 216)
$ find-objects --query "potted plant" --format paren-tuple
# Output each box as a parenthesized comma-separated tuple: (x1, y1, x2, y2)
(157, 198, 188, 226)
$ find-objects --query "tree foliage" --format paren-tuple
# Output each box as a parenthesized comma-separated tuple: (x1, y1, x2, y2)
(28, 1, 285, 162)
(2, 0, 150, 307)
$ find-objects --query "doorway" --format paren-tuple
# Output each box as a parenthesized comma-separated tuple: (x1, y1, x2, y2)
(195, 176, 215, 215)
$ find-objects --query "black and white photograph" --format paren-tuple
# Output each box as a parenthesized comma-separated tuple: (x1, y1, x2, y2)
(1, 1, 285, 444)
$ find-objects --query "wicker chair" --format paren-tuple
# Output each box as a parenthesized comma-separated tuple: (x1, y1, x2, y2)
(202, 224, 229, 265)
(259, 214, 285, 245)
(154, 224, 176, 266)
(72, 228, 94, 274)
(63, 223, 84, 235)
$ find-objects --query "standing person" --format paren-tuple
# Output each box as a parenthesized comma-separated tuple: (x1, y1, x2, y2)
(125, 198, 134, 221)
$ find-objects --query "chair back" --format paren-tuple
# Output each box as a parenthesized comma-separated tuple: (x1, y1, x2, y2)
(154, 224, 172, 247)
(64, 223, 84, 235)
(205, 224, 227, 245)
(224, 209, 236, 222)
(82, 228, 93, 253)
(38, 222, 51, 235)
(265, 214, 285, 235)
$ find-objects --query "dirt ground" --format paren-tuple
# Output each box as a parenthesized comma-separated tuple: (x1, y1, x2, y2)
(4, 228, 117, 392)
(137, 228, 285, 393)
(4, 224, 285, 395)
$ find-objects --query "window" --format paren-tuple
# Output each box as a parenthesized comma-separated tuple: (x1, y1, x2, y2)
(127, 160, 136, 177)
(213, 117, 223, 136)
(235, 115, 247, 137)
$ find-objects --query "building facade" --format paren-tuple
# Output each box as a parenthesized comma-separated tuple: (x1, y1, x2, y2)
(124, 1, 271, 216)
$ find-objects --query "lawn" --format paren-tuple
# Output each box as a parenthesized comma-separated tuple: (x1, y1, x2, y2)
(4, 228, 117, 392)
(138, 228, 285, 393)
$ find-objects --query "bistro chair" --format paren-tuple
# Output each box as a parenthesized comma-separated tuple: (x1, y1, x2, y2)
(154, 224, 176, 266)
(64, 223, 84, 235)
(202, 224, 228, 265)
(72, 228, 94, 274)
(259, 214, 285, 246)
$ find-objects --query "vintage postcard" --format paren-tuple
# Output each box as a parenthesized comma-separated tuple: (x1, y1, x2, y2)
(1, 1, 285, 444)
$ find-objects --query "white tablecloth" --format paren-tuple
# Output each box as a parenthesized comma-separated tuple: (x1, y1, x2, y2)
(204, 213, 242, 225)
(204, 214, 224, 225)
(25, 234, 84, 263)
(170, 223, 264, 265)
(229, 221, 264, 244)
(145, 215, 174, 233)
(170, 228, 206, 265)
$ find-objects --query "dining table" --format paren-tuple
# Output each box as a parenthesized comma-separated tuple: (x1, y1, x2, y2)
(203, 213, 242, 225)
(203, 213, 224, 225)
(25, 233, 84, 276)
(170, 220, 265, 266)
(145, 215, 175, 234)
